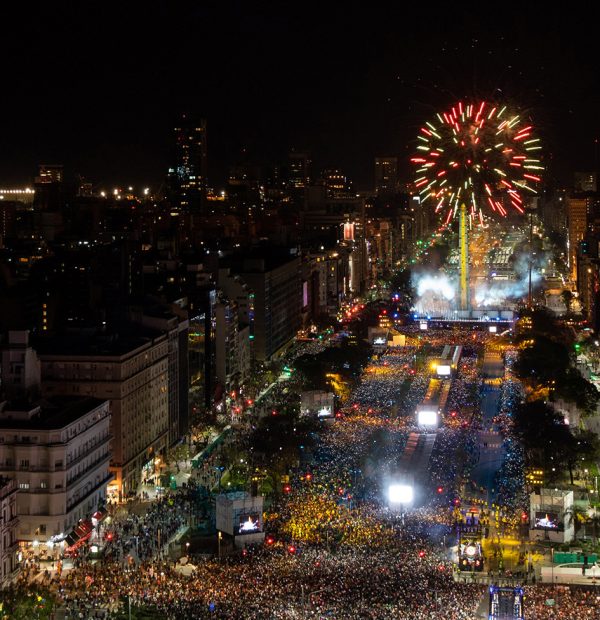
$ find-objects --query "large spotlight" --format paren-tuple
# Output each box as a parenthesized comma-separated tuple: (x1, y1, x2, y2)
(388, 484, 414, 505)
(417, 409, 437, 426)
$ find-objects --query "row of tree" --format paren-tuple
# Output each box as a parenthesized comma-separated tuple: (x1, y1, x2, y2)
(514, 309, 599, 415)
(513, 308, 600, 485)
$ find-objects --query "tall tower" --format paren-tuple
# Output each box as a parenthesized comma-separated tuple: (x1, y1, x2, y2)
(459, 203, 470, 311)
(169, 114, 208, 214)
(374, 157, 398, 195)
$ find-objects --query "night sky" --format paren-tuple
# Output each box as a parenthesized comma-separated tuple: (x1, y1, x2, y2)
(2, 2, 600, 189)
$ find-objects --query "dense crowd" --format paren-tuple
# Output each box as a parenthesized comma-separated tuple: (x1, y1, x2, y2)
(10, 328, 591, 618)
(52, 536, 485, 619)
(523, 585, 600, 619)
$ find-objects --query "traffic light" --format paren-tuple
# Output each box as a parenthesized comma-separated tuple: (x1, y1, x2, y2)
(288, 545, 296, 554)
(418, 550, 426, 559)
(437, 486, 444, 494)
(283, 484, 291, 493)
(266, 536, 275, 545)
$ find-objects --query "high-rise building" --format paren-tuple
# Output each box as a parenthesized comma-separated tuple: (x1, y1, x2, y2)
(288, 151, 312, 190)
(35, 165, 63, 185)
(321, 169, 351, 197)
(187, 285, 217, 413)
(129, 311, 189, 445)
(225, 250, 301, 361)
(37, 330, 170, 500)
(34, 165, 64, 211)
(168, 114, 208, 214)
(567, 197, 589, 281)
(214, 298, 240, 392)
(374, 157, 398, 195)
(574, 172, 597, 193)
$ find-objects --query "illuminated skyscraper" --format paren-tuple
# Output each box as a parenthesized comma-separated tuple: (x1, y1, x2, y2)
(567, 196, 589, 281)
(288, 150, 311, 190)
(34, 164, 63, 210)
(168, 114, 208, 214)
(374, 157, 398, 195)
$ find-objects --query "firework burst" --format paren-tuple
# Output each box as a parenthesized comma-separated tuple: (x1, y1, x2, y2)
(411, 101, 543, 226)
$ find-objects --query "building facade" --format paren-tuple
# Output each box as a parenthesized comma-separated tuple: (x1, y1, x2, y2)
(168, 114, 208, 214)
(38, 334, 169, 499)
(0, 398, 111, 544)
(0, 476, 18, 585)
(374, 157, 398, 195)
(231, 253, 301, 361)
(567, 196, 588, 282)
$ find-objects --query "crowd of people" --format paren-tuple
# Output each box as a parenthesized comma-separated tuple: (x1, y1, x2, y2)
(8, 326, 593, 618)
(523, 584, 600, 619)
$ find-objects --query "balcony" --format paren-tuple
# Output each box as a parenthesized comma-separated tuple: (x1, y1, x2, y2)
(66, 453, 111, 489)
(66, 472, 114, 513)
(3, 539, 19, 555)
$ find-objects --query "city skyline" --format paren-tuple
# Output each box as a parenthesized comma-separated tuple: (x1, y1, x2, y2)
(1, 4, 600, 187)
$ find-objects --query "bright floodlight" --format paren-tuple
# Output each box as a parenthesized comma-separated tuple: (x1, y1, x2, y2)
(418, 409, 437, 426)
(388, 484, 414, 505)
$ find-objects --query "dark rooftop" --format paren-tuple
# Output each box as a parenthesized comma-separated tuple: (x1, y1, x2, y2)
(0, 397, 107, 430)
(32, 323, 165, 357)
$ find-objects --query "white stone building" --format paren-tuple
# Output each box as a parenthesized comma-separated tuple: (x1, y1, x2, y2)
(0, 397, 112, 543)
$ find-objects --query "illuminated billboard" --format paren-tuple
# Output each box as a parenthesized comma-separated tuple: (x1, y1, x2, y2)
(318, 406, 333, 418)
(236, 514, 261, 535)
(534, 512, 560, 530)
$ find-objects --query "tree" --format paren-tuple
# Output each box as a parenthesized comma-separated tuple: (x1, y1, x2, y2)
(554, 368, 600, 416)
(514, 335, 570, 386)
(564, 504, 589, 539)
(513, 400, 573, 478)
(561, 290, 573, 314)
(0, 587, 56, 619)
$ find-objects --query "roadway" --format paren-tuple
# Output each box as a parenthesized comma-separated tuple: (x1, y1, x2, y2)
(471, 351, 505, 507)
